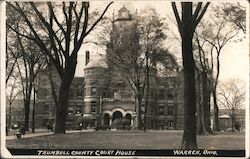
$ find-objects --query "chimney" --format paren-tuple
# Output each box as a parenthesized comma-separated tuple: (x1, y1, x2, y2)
(85, 51, 90, 66)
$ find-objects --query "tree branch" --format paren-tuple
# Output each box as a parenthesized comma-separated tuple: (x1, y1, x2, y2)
(171, 2, 182, 35)
(194, 2, 210, 29)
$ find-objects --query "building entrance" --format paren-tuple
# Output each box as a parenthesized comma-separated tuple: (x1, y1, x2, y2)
(112, 111, 123, 120)
(103, 113, 110, 125)
(112, 111, 122, 128)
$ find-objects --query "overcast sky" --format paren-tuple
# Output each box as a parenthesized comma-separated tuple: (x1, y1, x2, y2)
(73, 1, 248, 85)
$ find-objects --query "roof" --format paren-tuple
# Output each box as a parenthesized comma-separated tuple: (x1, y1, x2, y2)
(118, 5, 130, 13)
(84, 56, 108, 70)
(219, 114, 230, 119)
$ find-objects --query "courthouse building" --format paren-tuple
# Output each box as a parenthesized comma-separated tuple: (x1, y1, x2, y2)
(35, 54, 179, 130)
(35, 6, 181, 130)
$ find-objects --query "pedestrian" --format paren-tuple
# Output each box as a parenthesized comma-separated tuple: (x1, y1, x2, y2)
(235, 122, 241, 132)
(79, 122, 83, 131)
(19, 125, 25, 135)
(46, 122, 54, 132)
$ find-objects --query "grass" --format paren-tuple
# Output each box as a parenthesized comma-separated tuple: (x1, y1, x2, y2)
(6, 130, 245, 150)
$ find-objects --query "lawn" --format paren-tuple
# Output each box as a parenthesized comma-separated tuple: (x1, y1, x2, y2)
(6, 130, 245, 150)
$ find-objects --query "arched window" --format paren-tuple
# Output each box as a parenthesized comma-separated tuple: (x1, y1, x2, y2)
(91, 87, 97, 96)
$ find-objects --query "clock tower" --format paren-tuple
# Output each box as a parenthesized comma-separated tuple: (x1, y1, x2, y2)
(117, 5, 131, 19)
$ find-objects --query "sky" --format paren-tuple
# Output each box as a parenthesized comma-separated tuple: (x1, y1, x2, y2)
(75, 0, 249, 86)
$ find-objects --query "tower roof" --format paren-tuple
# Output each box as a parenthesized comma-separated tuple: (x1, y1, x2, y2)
(219, 114, 230, 119)
(84, 56, 107, 70)
(118, 5, 129, 13)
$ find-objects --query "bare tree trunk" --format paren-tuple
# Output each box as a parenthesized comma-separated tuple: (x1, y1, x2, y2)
(144, 53, 150, 132)
(198, 72, 213, 134)
(172, 1, 210, 148)
(144, 84, 149, 131)
(24, 96, 31, 131)
(54, 60, 76, 134)
(47, 62, 58, 118)
(55, 82, 69, 134)
(32, 86, 35, 133)
(180, 3, 197, 149)
(137, 94, 143, 130)
(202, 72, 212, 134)
(196, 73, 203, 135)
(24, 79, 33, 131)
(207, 87, 212, 130)
(212, 89, 219, 131)
(231, 108, 235, 132)
(7, 103, 12, 135)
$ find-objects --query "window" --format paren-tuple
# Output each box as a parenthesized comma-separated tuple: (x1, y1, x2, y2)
(76, 105, 82, 114)
(114, 90, 121, 100)
(168, 94, 174, 100)
(77, 86, 83, 97)
(148, 104, 154, 115)
(91, 101, 97, 113)
(103, 89, 114, 98)
(158, 89, 165, 99)
(158, 104, 164, 115)
(167, 121, 174, 128)
(167, 88, 174, 100)
(67, 106, 74, 115)
(159, 120, 164, 126)
(168, 106, 174, 115)
(91, 87, 97, 96)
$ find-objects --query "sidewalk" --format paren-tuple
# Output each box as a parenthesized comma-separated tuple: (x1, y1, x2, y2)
(6, 129, 93, 141)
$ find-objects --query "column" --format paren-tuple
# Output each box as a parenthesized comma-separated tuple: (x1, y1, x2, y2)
(131, 118, 133, 127)
(109, 118, 112, 126)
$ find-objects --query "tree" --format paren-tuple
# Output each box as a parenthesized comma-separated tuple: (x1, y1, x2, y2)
(107, 14, 144, 129)
(6, 5, 25, 85)
(195, 4, 245, 130)
(172, 2, 210, 148)
(193, 31, 214, 135)
(138, 7, 178, 131)
(7, 2, 113, 133)
(6, 36, 20, 84)
(107, 7, 178, 130)
(15, 34, 46, 131)
(217, 78, 246, 131)
(216, 3, 246, 34)
(6, 71, 22, 134)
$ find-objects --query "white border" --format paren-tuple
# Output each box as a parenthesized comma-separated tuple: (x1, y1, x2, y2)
(246, 0, 250, 157)
(0, 1, 9, 158)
